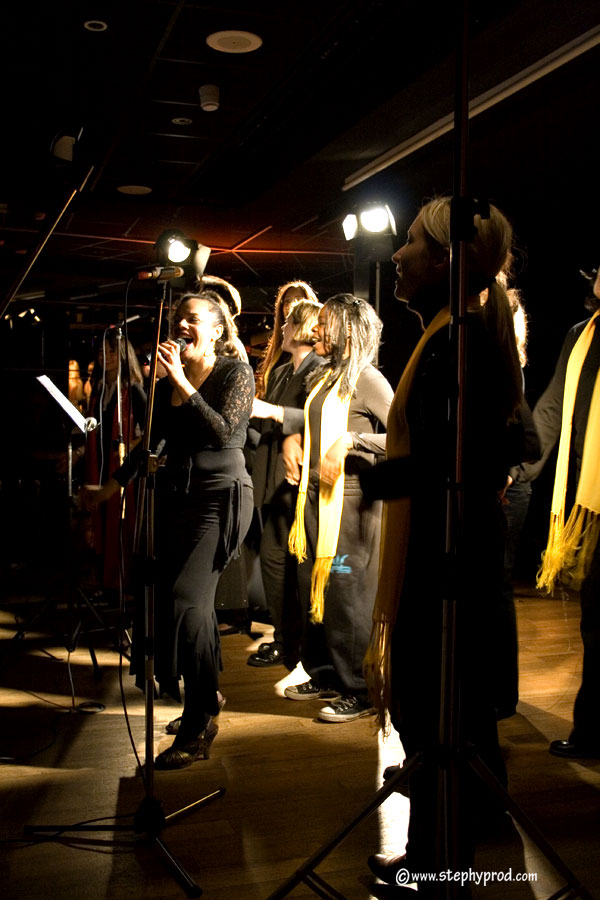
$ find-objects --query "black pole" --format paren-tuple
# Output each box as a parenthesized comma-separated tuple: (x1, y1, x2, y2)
(0, 166, 94, 319)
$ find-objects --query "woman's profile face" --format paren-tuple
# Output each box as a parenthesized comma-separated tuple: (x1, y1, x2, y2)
(281, 286, 305, 321)
(312, 307, 331, 357)
(99, 343, 119, 378)
(391, 215, 440, 303)
(280, 313, 296, 353)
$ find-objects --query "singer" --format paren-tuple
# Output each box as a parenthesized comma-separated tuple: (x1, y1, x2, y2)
(86, 293, 254, 769)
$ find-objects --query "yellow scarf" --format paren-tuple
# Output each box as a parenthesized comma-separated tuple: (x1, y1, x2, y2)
(289, 372, 356, 623)
(538, 312, 600, 593)
(364, 307, 451, 728)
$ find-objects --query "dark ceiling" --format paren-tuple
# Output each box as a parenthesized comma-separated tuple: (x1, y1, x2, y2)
(1, 0, 599, 384)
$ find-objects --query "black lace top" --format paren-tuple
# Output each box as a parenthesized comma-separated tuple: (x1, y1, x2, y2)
(116, 356, 254, 491)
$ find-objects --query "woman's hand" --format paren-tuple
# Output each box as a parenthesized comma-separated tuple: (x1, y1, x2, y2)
(283, 434, 303, 486)
(252, 398, 283, 422)
(320, 434, 352, 486)
(157, 339, 186, 387)
(80, 478, 120, 510)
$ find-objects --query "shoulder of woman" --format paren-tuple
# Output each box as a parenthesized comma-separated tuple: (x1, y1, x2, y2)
(357, 364, 391, 389)
(220, 356, 255, 381)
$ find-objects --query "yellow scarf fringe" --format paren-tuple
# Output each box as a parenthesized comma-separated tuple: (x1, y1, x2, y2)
(364, 308, 451, 731)
(288, 372, 356, 623)
(538, 311, 600, 593)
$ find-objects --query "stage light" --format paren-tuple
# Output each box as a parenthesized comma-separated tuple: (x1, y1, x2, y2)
(154, 230, 211, 280)
(342, 214, 358, 241)
(167, 238, 192, 263)
(342, 203, 396, 240)
(359, 204, 396, 235)
(341, 202, 397, 310)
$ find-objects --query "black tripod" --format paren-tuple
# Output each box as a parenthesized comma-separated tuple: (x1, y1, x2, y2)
(264, 4, 594, 900)
(24, 281, 224, 898)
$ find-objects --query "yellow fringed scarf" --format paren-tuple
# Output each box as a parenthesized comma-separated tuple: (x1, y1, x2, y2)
(364, 307, 451, 729)
(288, 372, 356, 623)
(538, 311, 600, 593)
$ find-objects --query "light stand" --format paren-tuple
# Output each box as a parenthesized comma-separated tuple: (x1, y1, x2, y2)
(24, 281, 224, 897)
(264, 2, 594, 899)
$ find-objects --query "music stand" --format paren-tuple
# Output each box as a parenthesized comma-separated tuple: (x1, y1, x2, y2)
(12, 375, 108, 684)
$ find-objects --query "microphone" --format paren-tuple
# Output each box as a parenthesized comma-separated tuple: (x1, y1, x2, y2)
(108, 314, 146, 329)
(136, 266, 185, 281)
(173, 337, 188, 354)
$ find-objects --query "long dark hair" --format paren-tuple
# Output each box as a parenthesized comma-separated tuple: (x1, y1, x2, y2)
(306, 294, 382, 400)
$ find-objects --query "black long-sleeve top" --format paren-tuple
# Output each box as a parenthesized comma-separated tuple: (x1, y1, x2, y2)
(250, 351, 323, 506)
(116, 356, 254, 492)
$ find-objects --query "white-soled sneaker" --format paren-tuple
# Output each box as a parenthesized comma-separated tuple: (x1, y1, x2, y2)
(284, 680, 341, 701)
(317, 695, 376, 722)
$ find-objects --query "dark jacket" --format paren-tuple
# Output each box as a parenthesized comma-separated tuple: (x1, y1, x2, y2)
(249, 351, 322, 506)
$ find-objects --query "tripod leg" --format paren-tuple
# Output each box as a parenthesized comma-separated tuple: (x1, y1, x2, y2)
(152, 834, 202, 898)
(469, 754, 595, 900)
(265, 753, 422, 900)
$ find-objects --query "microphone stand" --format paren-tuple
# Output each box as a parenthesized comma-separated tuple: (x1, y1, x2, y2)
(24, 282, 224, 898)
(263, 2, 594, 899)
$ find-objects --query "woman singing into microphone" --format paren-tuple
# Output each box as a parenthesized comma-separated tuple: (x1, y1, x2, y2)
(85, 293, 254, 769)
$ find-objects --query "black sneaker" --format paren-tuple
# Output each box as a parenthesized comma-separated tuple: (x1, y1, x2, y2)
(284, 680, 341, 701)
(317, 695, 376, 722)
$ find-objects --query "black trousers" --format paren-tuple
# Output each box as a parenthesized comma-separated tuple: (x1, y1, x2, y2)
(390, 558, 507, 887)
(259, 481, 302, 661)
(571, 535, 600, 748)
(297, 476, 382, 700)
(155, 477, 253, 742)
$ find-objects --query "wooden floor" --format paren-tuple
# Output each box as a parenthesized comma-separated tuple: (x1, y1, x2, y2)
(0, 579, 599, 900)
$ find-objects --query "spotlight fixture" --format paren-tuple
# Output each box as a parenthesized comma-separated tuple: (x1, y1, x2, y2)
(342, 202, 397, 308)
(154, 230, 211, 280)
(342, 203, 396, 241)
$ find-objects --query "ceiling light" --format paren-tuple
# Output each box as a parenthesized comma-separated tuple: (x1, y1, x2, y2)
(206, 30, 262, 54)
(199, 84, 219, 112)
(117, 185, 152, 195)
(172, 117, 193, 126)
(83, 20, 108, 32)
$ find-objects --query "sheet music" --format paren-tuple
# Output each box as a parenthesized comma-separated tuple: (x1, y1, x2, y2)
(37, 375, 92, 433)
